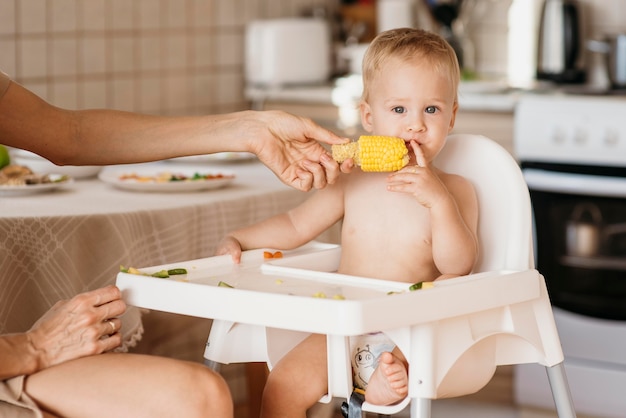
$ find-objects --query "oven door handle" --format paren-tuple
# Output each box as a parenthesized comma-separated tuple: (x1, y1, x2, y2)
(523, 168, 626, 198)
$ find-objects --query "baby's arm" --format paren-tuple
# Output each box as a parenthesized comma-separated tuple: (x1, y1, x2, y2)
(387, 142, 478, 278)
(429, 174, 479, 278)
(215, 182, 346, 263)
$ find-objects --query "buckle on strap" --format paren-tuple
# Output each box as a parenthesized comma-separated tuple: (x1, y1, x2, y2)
(341, 389, 365, 418)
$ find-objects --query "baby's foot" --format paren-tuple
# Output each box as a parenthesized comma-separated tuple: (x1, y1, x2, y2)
(364, 352, 408, 406)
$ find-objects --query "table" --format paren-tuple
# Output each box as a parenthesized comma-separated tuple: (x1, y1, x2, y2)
(0, 160, 319, 341)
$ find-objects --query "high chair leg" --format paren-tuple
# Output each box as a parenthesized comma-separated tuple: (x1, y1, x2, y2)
(409, 398, 431, 418)
(546, 363, 577, 418)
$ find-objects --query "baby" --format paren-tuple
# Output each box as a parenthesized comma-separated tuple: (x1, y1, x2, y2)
(216, 28, 479, 416)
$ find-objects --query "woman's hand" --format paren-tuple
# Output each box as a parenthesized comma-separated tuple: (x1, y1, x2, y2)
(246, 111, 353, 192)
(26, 285, 126, 371)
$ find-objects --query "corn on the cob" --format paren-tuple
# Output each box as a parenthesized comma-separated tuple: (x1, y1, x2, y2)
(331, 135, 409, 172)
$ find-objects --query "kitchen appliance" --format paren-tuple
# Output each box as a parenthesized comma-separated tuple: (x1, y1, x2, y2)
(588, 34, 626, 90)
(245, 18, 331, 87)
(513, 95, 626, 418)
(536, 0, 586, 83)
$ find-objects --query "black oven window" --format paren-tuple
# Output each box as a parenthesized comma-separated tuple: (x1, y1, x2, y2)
(531, 190, 626, 320)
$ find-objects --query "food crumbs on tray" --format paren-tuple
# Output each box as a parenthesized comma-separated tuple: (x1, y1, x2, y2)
(218, 281, 234, 288)
(119, 265, 188, 279)
(409, 281, 434, 291)
(274, 279, 284, 285)
(332, 294, 345, 300)
(312, 292, 326, 298)
(264, 251, 283, 259)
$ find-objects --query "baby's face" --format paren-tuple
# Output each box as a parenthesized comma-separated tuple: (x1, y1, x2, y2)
(360, 57, 457, 165)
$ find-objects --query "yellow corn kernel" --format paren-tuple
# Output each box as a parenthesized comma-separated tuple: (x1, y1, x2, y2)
(331, 135, 409, 172)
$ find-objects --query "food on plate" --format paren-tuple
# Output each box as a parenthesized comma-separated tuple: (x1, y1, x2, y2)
(263, 251, 283, 259)
(0, 145, 10, 169)
(118, 171, 233, 183)
(331, 135, 409, 172)
(409, 281, 434, 291)
(0, 164, 68, 186)
(120, 265, 188, 278)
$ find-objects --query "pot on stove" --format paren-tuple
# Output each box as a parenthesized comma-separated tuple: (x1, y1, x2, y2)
(587, 34, 626, 89)
(566, 202, 602, 257)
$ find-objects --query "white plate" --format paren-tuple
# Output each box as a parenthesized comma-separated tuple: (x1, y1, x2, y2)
(167, 152, 256, 164)
(10, 150, 102, 179)
(99, 167, 236, 192)
(0, 175, 74, 196)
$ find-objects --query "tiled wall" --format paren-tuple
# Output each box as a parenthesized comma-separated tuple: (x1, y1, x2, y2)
(0, 0, 334, 116)
(2, 0, 626, 116)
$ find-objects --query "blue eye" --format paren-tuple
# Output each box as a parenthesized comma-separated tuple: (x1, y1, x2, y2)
(392, 106, 406, 114)
(425, 106, 437, 114)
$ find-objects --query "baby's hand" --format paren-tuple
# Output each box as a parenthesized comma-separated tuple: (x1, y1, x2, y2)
(215, 236, 243, 264)
(386, 141, 448, 208)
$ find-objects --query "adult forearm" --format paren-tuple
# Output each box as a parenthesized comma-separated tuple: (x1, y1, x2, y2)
(67, 109, 244, 165)
(0, 333, 40, 380)
(0, 80, 248, 165)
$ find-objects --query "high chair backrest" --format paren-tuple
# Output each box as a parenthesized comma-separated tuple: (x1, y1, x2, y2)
(434, 134, 534, 272)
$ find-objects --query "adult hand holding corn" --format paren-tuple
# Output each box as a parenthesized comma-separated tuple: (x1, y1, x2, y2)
(331, 135, 409, 172)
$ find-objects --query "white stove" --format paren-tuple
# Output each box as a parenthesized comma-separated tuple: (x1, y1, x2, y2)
(513, 94, 626, 418)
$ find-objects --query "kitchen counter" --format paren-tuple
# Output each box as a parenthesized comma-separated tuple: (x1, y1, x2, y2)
(248, 76, 522, 156)
(247, 76, 521, 113)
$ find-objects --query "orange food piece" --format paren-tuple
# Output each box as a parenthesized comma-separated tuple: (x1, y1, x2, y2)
(263, 250, 283, 259)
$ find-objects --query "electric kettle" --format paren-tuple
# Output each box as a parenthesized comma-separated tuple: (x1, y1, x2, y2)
(536, 0, 586, 83)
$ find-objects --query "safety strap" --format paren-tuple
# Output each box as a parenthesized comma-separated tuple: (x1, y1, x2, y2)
(341, 389, 365, 418)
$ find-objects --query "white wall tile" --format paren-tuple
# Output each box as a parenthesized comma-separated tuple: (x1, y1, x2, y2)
(50, 0, 78, 33)
(0, 1, 16, 35)
(0, 41, 16, 76)
(111, 37, 135, 73)
(213, 71, 243, 105)
(80, 37, 107, 74)
(166, 34, 189, 69)
(165, 74, 191, 113)
(191, 0, 214, 28)
(215, 32, 243, 67)
(51, 38, 78, 76)
(18, 39, 47, 78)
(164, 0, 189, 29)
(139, 35, 163, 71)
(51, 81, 78, 109)
(80, 0, 107, 32)
(192, 33, 213, 67)
(110, 0, 135, 31)
(82, 79, 108, 108)
(111, 78, 135, 111)
(139, 75, 163, 113)
(18, 0, 47, 34)
(138, 0, 161, 30)
(192, 73, 214, 108)
(214, 1, 239, 26)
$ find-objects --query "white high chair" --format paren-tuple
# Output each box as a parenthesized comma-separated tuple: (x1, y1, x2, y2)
(203, 134, 577, 417)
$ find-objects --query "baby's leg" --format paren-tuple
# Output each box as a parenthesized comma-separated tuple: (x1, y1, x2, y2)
(261, 333, 328, 418)
(364, 348, 408, 406)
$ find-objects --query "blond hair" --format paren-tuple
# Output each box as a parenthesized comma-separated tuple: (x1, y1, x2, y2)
(360, 28, 460, 103)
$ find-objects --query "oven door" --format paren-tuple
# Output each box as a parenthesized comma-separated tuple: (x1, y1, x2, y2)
(523, 165, 626, 320)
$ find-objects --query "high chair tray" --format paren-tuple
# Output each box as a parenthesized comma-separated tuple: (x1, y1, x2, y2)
(116, 242, 542, 335)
